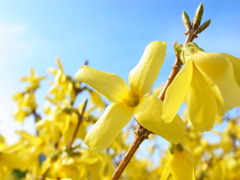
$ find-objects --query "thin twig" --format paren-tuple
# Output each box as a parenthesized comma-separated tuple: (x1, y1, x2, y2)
(111, 126, 150, 180)
(158, 26, 197, 100)
(67, 99, 88, 150)
(32, 108, 42, 136)
(159, 57, 182, 100)
(70, 86, 88, 106)
(32, 109, 42, 123)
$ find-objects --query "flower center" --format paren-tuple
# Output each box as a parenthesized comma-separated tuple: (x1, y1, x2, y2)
(122, 90, 140, 107)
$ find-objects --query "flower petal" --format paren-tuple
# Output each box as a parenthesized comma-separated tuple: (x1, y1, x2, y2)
(186, 65, 217, 131)
(129, 41, 166, 96)
(221, 53, 240, 86)
(134, 95, 186, 144)
(162, 60, 193, 123)
(216, 100, 227, 116)
(170, 147, 195, 180)
(193, 51, 240, 111)
(75, 65, 129, 102)
(84, 102, 133, 151)
(0, 152, 23, 169)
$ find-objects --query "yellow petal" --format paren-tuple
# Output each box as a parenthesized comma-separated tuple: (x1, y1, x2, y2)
(75, 65, 129, 102)
(186, 65, 217, 131)
(216, 100, 227, 116)
(221, 53, 240, 86)
(0, 152, 23, 169)
(160, 161, 171, 180)
(129, 41, 166, 96)
(84, 102, 133, 151)
(193, 51, 240, 111)
(134, 95, 185, 144)
(162, 60, 193, 123)
(57, 164, 81, 180)
(170, 147, 195, 180)
(89, 90, 105, 112)
(56, 57, 64, 72)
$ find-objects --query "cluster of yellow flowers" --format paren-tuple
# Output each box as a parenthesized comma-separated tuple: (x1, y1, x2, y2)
(75, 41, 240, 179)
(0, 39, 240, 180)
(13, 68, 46, 123)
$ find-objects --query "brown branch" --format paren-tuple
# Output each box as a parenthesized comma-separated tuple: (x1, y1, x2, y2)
(67, 99, 88, 150)
(70, 86, 88, 106)
(111, 126, 150, 179)
(32, 108, 42, 136)
(159, 58, 182, 100)
(32, 109, 41, 123)
(158, 26, 196, 100)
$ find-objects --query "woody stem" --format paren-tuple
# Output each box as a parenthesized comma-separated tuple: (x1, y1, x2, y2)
(158, 31, 194, 100)
(111, 126, 150, 180)
(67, 99, 88, 150)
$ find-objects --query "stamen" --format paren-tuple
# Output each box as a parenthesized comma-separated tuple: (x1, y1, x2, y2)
(122, 90, 140, 107)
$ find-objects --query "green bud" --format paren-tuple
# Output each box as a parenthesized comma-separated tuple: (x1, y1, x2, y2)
(174, 42, 183, 57)
(182, 11, 192, 30)
(197, 19, 211, 34)
(193, 3, 204, 28)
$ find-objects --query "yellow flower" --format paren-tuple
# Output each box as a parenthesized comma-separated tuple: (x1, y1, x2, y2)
(75, 41, 185, 151)
(169, 145, 195, 180)
(20, 68, 47, 91)
(48, 58, 79, 102)
(0, 144, 24, 178)
(13, 92, 37, 123)
(163, 42, 240, 131)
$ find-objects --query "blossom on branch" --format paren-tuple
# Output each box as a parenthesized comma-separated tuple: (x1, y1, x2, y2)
(162, 42, 240, 131)
(75, 41, 186, 151)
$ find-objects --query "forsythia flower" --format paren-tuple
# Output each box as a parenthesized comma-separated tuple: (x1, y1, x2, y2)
(48, 58, 79, 102)
(169, 145, 195, 180)
(13, 92, 37, 123)
(20, 68, 47, 91)
(163, 42, 240, 131)
(75, 41, 186, 151)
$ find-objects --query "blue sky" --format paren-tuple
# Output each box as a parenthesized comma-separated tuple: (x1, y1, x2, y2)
(0, 0, 240, 143)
